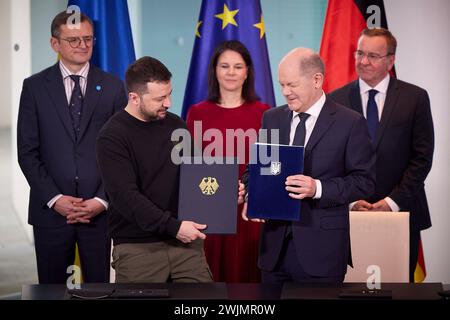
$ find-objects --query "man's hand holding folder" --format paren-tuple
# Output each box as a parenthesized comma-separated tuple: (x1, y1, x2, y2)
(239, 181, 265, 223)
(237, 180, 246, 205)
(176, 221, 207, 244)
(285, 175, 317, 199)
(239, 174, 317, 222)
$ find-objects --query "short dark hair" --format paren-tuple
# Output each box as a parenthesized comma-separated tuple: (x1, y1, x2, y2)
(51, 10, 94, 38)
(360, 28, 397, 55)
(300, 53, 325, 77)
(125, 56, 172, 95)
(207, 40, 258, 103)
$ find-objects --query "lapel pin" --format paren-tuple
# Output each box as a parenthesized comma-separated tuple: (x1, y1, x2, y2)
(96, 85, 102, 91)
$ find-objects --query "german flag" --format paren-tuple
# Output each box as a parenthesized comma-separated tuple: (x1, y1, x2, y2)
(414, 237, 427, 282)
(319, 0, 389, 93)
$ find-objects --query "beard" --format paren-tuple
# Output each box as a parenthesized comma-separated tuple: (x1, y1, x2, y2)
(138, 103, 168, 121)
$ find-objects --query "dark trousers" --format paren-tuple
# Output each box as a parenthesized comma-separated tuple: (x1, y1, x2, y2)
(409, 230, 421, 283)
(261, 236, 345, 284)
(33, 216, 110, 284)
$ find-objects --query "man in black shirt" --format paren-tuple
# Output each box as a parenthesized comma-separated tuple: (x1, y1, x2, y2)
(96, 56, 212, 282)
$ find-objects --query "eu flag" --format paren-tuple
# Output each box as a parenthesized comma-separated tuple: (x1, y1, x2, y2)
(67, 0, 136, 80)
(181, 0, 275, 119)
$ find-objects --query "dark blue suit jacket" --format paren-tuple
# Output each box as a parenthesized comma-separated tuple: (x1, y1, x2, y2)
(257, 98, 376, 277)
(17, 63, 127, 228)
(329, 78, 434, 232)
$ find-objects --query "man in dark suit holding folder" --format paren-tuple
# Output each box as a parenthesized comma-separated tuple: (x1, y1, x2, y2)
(241, 48, 376, 283)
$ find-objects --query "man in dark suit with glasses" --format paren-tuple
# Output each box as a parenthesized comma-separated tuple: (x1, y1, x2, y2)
(329, 28, 434, 282)
(17, 10, 127, 283)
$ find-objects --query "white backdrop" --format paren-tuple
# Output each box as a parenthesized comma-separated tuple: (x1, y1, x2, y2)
(385, 0, 450, 283)
(0, 1, 12, 129)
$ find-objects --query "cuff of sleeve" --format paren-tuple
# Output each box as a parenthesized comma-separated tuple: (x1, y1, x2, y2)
(47, 194, 63, 209)
(94, 197, 109, 210)
(313, 180, 322, 199)
(385, 197, 400, 212)
(166, 216, 182, 238)
(349, 201, 357, 210)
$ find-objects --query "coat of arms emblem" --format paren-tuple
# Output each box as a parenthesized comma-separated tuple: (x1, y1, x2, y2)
(270, 161, 281, 175)
(199, 177, 219, 195)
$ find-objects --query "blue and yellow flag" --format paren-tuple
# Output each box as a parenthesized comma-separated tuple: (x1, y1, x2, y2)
(182, 0, 275, 119)
(67, 0, 136, 80)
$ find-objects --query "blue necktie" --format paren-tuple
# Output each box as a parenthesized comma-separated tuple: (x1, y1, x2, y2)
(366, 89, 379, 142)
(292, 112, 311, 146)
(69, 75, 83, 140)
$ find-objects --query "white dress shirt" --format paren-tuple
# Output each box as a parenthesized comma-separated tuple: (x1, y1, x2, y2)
(47, 61, 108, 211)
(359, 73, 390, 120)
(355, 74, 399, 212)
(289, 92, 326, 199)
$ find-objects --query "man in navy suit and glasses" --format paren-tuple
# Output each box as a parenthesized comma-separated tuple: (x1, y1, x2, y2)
(329, 28, 434, 282)
(240, 48, 376, 284)
(17, 11, 127, 283)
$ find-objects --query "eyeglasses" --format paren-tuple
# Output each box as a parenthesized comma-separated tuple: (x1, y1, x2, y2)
(354, 50, 393, 63)
(58, 36, 96, 48)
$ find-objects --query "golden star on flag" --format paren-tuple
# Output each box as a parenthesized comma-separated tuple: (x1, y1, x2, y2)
(195, 21, 203, 38)
(215, 4, 239, 30)
(253, 15, 265, 39)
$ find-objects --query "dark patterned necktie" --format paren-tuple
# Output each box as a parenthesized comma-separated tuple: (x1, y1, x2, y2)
(69, 75, 83, 140)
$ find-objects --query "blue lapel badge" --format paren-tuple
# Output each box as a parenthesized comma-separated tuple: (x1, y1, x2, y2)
(96, 85, 102, 92)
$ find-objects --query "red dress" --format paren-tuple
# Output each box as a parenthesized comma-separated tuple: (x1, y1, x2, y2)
(186, 100, 270, 282)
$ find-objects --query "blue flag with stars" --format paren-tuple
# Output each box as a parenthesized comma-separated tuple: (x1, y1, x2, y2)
(67, 0, 136, 80)
(181, 0, 275, 119)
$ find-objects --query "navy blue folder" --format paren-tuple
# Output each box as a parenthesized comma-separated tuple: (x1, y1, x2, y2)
(247, 143, 304, 221)
(178, 158, 238, 234)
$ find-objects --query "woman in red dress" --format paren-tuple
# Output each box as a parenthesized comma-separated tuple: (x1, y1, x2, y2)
(186, 40, 270, 282)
